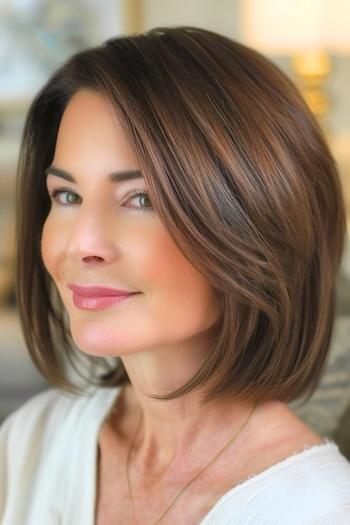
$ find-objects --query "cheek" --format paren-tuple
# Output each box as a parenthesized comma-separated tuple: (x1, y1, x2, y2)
(40, 215, 65, 281)
(141, 231, 221, 330)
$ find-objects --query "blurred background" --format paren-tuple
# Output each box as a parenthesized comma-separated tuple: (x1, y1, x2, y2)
(0, 0, 349, 458)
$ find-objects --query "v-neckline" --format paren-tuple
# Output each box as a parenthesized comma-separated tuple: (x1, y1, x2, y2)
(87, 386, 337, 525)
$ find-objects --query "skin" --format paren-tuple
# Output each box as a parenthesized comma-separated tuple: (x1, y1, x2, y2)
(41, 90, 323, 515)
(41, 88, 254, 462)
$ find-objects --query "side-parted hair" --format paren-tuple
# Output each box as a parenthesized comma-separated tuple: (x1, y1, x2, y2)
(16, 26, 347, 406)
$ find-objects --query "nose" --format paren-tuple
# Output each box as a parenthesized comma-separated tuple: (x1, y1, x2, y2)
(64, 206, 117, 266)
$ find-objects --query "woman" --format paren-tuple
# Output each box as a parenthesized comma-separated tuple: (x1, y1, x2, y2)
(1, 26, 350, 525)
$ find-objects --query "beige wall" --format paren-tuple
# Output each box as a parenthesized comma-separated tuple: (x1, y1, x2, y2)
(141, 0, 240, 39)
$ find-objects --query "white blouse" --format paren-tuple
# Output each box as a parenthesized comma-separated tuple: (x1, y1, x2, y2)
(1, 386, 350, 524)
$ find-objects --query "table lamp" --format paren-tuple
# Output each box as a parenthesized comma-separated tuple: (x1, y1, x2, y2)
(241, 0, 350, 119)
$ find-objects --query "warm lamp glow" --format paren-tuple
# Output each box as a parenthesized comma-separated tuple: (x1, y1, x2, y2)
(242, 0, 350, 53)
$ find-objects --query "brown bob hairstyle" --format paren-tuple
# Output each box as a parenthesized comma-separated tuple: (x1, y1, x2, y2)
(16, 26, 347, 406)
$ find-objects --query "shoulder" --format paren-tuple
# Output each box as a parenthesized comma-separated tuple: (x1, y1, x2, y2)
(213, 401, 350, 524)
(0, 386, 121, 522)
(244, 442, 350, 524)
(270, 442, 350, 523)
(277, 440, 350, 498)
(0, 389, 73, 520)
(0, 388, 88, 486)
(0, 386, 120, 450)
(0, 386, 121, 479)
(209, 443, 350, 524)
(0, 388, 86, 444)
(265, 403, 350, 516)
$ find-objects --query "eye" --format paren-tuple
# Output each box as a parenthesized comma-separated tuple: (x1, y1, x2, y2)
(48, 187, 153, 212)
(49, 188, 81, 205)
(124, 190, 153, 212)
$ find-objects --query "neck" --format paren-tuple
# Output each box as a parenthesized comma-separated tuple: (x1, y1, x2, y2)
(111, 380, 256, 480)
(128, 387, 253, 467)
(108, 332, 257, 479)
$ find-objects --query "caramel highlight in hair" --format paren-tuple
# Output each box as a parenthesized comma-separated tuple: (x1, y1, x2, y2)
(15, 27, 347, 406)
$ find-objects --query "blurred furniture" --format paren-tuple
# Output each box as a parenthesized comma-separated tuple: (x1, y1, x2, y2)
(0, 310, 48, 422)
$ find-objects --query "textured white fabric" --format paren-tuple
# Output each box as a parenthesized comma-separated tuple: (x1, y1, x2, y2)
(1, 386, 350, 525)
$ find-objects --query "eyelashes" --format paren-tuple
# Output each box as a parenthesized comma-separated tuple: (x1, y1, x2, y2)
(48, 187, 154, 212)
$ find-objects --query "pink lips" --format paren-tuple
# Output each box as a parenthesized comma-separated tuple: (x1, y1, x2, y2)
(68, 284, 140, 311)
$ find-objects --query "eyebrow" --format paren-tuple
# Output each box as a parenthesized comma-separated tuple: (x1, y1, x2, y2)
(44, 165, 143, 183)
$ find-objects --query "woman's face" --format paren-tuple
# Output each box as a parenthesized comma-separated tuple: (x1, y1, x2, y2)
(41, 89, 221, 357)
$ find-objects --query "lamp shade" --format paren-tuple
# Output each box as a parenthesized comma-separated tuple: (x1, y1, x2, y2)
(242, 0, 350, 54)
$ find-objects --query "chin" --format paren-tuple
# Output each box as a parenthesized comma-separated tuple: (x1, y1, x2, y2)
(68, 315, 142, 358)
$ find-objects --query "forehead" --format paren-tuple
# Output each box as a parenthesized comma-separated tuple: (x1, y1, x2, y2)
(53, 89, 138, 172)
